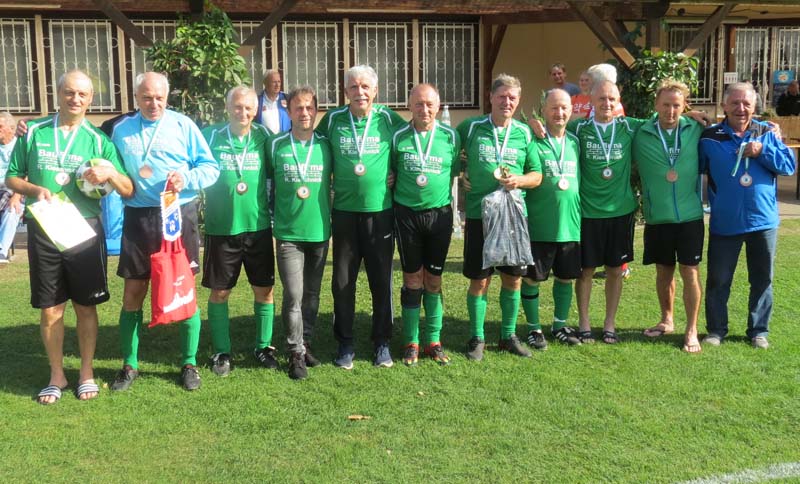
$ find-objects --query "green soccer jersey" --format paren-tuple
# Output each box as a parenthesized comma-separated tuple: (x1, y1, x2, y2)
(568, 116, 645, 219)
(457, 115, 540, 219)
(7, 115, 127, 218)
(316, 104, 406, 212)
(391, 120, 461, 210)
(525, 133, 581, 242)
(202, 123, 271, 236)
(267, 131, 333, 242)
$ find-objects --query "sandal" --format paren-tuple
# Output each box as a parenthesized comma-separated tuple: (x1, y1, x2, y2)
(577, 330, 595, 344)
(602, 330, 620, 344)
(75, 381, 100, 401)
(643, 324, 675, 338)
(36, 385, 64, 405)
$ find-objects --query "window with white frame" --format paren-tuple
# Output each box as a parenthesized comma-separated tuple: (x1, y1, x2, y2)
(422, 23, 477, 107)
(733, 26, 771, 103)
(667, 25, 719, 105)
(776, 27, 800, 74)
(130, 20, 176, 79)
(351, 22, 411, 108)
(233, 21, 270, 89)
(280, 21, 341, 108)
(47, 19, 118, 113)
(0, 18, 36, 113)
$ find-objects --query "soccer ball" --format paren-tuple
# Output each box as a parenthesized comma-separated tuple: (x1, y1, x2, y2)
(76, 158, 115, 199)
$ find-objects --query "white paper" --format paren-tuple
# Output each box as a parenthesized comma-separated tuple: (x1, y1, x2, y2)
(28, 197, 96, 251)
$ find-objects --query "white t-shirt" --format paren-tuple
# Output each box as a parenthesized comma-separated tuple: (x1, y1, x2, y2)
(261, 94, 281, 134)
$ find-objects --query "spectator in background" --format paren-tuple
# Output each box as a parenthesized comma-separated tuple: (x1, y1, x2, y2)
(255, 69, 291, 134)
(0, 112, 21, 264)
(550, 63, 581, 97)
(571, 71, 593, 120)
(776, 80, 800, 116)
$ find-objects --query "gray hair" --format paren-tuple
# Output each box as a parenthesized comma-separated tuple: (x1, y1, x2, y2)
(134, 72, 170, 95)
(723, 82, 757, 104)
(0, 111, 13, 125)
(544, 88, 571, 104)
(345, 65, 379, 89)
(56, 69, 94, 93)
(262, 69, 280, 83)
(409, 83, 440, 102)
(491, 73, 521, 94)
(587, 63, 618, 85)
(286, 85, 319, 110)
(226, 85, 258, 107)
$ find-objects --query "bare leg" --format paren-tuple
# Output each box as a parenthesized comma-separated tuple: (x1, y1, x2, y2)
(123, 278, 149, 311)
(603, 265, 624, 341)
(644, 264, 677, 336)
(39, 303, 68, 404)
(576, 267, 595, 332)
(73, 302, 99, 400)
(679, 264, 702, 353)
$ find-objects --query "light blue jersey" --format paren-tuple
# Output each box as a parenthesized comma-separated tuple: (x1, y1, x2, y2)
(111, 109, 219, 207)
(0, 138, 16, 182)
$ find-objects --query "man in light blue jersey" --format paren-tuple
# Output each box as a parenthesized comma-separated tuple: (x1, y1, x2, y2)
(109, 71, 219, 391)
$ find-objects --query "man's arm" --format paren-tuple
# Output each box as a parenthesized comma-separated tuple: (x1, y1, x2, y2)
(751, 131, 796, 176)
(175, 122, 221, 192)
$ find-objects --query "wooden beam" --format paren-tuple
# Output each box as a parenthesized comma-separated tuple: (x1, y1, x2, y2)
(609, 20, 637, 53)
(90, 0, 152, 47)
(568, 2, 635, 68)
(238, 0, 297, 56)
(487, 24, 507, 75)
(482, 23, 506, 113)
(646, 17, 661, 53)
(681, 4, 734, 58)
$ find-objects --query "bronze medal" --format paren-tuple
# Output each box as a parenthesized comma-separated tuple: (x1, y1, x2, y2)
(354, 163, 366, 176)
(416, 174, 428, 187)
(601, 167, 613, 180)
(236, 181, 249, 194)
(666, 169, 678, 182)
(739, 173, 753, 187)
(557, 178, 570, 190)
(297, 186, 310, 199)
(493, 167, 503, 180)
(139, 164, 154, 179)
(55, 171, 70, 186)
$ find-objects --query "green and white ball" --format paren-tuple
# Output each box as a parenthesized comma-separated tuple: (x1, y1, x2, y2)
(76, 158, 115, 199)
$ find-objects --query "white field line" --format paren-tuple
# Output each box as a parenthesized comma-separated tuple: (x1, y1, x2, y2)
(678, 462, 800, 484)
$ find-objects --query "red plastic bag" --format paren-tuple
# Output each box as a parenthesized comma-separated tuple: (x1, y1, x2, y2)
(149, 237, 196, 327)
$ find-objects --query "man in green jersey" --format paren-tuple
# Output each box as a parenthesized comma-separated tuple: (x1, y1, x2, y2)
(391, 83, 461, 366)
(316, 65, 406, 369)
(457, 74, 542, 361)
(521, 89, 583, 350)
(633, 80, 704, 353)
(268, 86, 333, 380)
(201, 86, 277, 377)
(6, 70, 133, 404)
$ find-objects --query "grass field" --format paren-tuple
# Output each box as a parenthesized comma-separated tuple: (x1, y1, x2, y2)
(1, 220, 799, 483)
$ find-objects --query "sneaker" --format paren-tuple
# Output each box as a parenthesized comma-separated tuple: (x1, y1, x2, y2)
(498, 334, 533, 358)
(751, 336, 769, 349)
(288, 351, 308, 380)
(552, 327, 582, 346)
(210, 353, 231, 377)
(402, 344, 419, 366)
(526, 330, 549, 350)
(110, 365, 139, 391)
(702, 333, 723, 346)
(466, 337, 485, 361)
(253, 346, 279, 369)
(334, 344, 355, 370)
(374, 343, 393, 368)
(181, 365, 201, 391)
(0, 256, 8, 265)
(303, 342, 321, 368)
(423, 343, 450, 366)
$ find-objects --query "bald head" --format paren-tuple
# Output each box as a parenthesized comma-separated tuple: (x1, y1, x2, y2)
(409, 83, 440, 131)
(543, 89, 572, 133)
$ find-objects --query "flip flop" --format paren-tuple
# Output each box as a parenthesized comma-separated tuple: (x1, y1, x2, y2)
(37, 385, 64, 405)
(75, 382, 100, 401)
(643, 324, 675, 338)
(682, 341, 702, 354)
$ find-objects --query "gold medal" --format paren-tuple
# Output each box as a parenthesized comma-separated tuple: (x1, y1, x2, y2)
(55, 171, 70, 186)
(666, 169, 678, 182)
(601, 167, 613, 180)
(354, 163, 366, 176)
(416, 174, 428, 187)
(139, 164, 154, 179)
(297, 186, 310, 199)
(740, 173, 753, 187)
(236, 181, 249, 194)
(557, 178, 570, 190)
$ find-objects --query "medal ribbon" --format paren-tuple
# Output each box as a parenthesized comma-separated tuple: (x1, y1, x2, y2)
(412, 122, 437, 175)
(139, 115, 163, 166)
(592, 119, 616, 168)
(490, 117, 514, 168)
(545, 129, 567, 180)
(289, 133, 315, 183)
(226, 125, 251, 179)
(655, 121, 681, 168)
(52, 114, 81, 171)
(348, 110, 374, 162)
(730, 128, 753, 177)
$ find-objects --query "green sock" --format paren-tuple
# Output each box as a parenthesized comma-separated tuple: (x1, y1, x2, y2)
(254, 302, 274, 350)
(467, 293, 487, 340)
(180, 309, 202, 367)
(207, 301, 230, 354)
(521, 283, 541, 331)
(401, 306, 420, 345)
(552, 280, 574, 331)
(499, 288, 521, 339)
(423, 291, 444, 345)
(119, 309, 142, 370)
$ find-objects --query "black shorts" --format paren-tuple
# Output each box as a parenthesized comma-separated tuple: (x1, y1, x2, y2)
(117, 201, 201, 279)
(580, 212, 635, 269)
(202, 229, 275, 290)
(462, 218, 526, 280)
(394, 203, 452, 276)
(526, 241, 582, 281)
(643, 219, 704, 266)
(28, 216, 110, 308)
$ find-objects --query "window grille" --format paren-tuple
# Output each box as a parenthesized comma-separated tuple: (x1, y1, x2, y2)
(422, 23, 477, 107)
(352, 22, 411, 108)
(281, 21, 341, 108)
(233, 21, 269, 88)
(130, 20, 176, 78)
(734, 27, 770, 99)
(667, 25, 718, 104)
(0, 18, 36, 113)
(775, 27, 800, 75)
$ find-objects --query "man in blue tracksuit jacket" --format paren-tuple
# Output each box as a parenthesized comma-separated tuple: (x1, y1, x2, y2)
(699, 82, 796, 349)
(255, 70, 291, 134)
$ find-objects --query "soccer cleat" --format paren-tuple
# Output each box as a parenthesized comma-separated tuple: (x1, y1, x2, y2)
(181, 365, 201, 391)
(402, 344, 419, 366)
(210, 353, 231, 377)
(499, 334, 532, 358)
(110, 365, 139, 391)
(466, 337, 485, 361)
(526, 330, 549, 350)
(334, 344, 355, 370)
(423, 343, 451, 366)
(374, 343, 394, 368)
(288, 351, 308, 380)
(253, 346, 279, 369)
(303, 342, 321, 368)
(551, 327, 582, 346)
